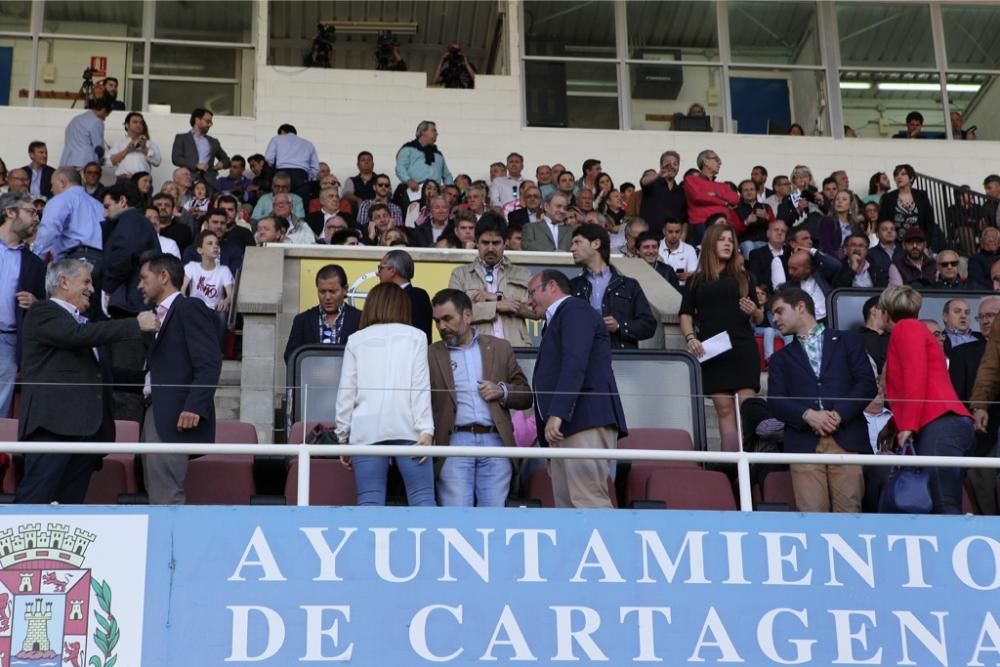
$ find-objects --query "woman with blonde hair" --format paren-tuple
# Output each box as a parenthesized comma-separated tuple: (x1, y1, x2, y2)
(335, 282, 435, 506)
(880, 285, 973, 514)
(680, 223, 764, 447)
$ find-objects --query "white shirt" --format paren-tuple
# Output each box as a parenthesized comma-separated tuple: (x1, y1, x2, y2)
(109, 134, 162, 176)
(184, 261, 234, 309)
(658, 240, 699, 284)
(335, 323, 433, 446)
(158, 235, 181, 259)
(489, 176, 525, 208)
(545, 216, 561, 248)
(800, 276, 827, 320)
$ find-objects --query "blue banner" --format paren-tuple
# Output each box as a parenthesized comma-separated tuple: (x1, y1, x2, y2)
(1, 507, 998, 665)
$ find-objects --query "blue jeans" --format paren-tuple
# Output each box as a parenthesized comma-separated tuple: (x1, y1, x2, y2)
(352, 440, 436, 506)
(0, 333, 16, 418)
(913, 414, 974, 514)
(754, 326, 792, 361)
(437, 431, 511, 507)
(740, 240, 768, 259)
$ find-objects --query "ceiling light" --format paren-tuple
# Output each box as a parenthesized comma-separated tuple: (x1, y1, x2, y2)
(875, 82, 981, 93)
(839, 81, 872, 90)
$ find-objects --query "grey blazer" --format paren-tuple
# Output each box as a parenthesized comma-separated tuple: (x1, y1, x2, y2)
(171, 131, 231, 188)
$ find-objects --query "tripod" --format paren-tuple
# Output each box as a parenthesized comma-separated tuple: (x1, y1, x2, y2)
(71, 77, 94, 109)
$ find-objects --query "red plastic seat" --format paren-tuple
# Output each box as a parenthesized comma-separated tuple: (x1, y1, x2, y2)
(85, 420, 142, 504)
(525, 468, 618, 508)
(761, 470, 797, 510)
(644, 468, 737, 510)
(288, 421, 337, 444)
(184, 420, 259, 505)
(285, 459, 357, 506)
(0, 418, 16, 493)
(620, 428, 698, 504)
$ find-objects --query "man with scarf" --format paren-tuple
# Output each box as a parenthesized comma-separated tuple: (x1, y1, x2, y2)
(395, 121, 454, 202)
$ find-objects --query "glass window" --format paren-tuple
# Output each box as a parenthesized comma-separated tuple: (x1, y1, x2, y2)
(728, 1, 819, 66)
(0, 37, 32, 107)
(729, 68, 828, 135)
(628, 63, 722, 132)
(946, 73, 995, 141)
(941, 4, 1000, 70)
(839, 72, 944, 139)
(627, 1, 718, 62)
(155, 1, 253, 43)
(0, 2, 31, 33)
(836, 3, 935, 69)
(524, 1, 615, 58)
(525, 61, 619, 129)
(148, 45, 242, 80)
(148, 80, 240, 116)
(33, 39, 141, 109)
(43, 1, 143, 39)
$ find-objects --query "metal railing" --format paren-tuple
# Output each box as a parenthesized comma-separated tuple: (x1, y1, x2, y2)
(3, 439, 997, 512)
(915, 172, 996, 255)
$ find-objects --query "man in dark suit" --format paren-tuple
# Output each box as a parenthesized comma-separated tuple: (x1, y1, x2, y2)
(784, 248, 836, 323)
(23, 141, 54, 199)
(102, 182, 161, 422)
(832, 233, 889, 289)
(0, 193, 48, 418)
(15, 259, 159, 504)
(949, 296, 1000, 514)
(506, 183, 545, 230)
(378, 249, 432, 342)
(747, 218, 790, 293)
(137, 252, 223, 504)
(171, 108, 230, 190)
(767, 287, 877, 513)
(429, 289, 533, 506)
(284, 263, 361, 366)
(526, 269, 628, 508)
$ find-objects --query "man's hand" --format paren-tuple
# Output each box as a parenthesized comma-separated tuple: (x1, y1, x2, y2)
(478, 380, 503, 402)
(848, 253, 864, 272)
(339, 456, 352, 470)
(896, 429, 914, 448)
(15, 291, 36, 310)
(196, 162, 209, 172)
(177, 411, 201, 431)
(413, 432, 433, 464)
(544, 416, 564, 444)
(603, 316, 620, 333)
(745, 212, 758, 225)
(496, 299, 522, 314)
(137, 311, 160, 333)
(803, 409, 839, 436)
(471, 290, 494, 303)
(974, 408, 989, 432)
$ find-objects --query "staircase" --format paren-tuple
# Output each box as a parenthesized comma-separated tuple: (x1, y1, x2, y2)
(214, 360, 243, 422)
(915, 172, 996, 255)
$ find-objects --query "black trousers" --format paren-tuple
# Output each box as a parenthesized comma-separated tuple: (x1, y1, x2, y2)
(284, 168, 312, 204)
(15, 428, 102, 504)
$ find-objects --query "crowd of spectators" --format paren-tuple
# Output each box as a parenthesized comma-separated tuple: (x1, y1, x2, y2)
(4, 105, 1000, 512)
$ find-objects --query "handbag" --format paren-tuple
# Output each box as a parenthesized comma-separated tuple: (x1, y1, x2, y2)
(878, 440, 933, 514)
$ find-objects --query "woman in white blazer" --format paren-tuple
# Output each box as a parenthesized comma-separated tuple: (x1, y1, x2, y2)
(336, 283, 436, 505)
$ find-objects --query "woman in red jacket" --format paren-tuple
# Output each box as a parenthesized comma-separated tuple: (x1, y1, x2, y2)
(682, 149, 742, 247)
(881, 285, 974, 514)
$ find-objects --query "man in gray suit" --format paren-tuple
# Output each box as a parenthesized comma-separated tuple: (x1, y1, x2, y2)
(520, 191, 572, 252)
(171, 108, 230, 190)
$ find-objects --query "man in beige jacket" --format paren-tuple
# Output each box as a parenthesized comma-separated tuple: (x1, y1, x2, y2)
(448, 211, 536, 347)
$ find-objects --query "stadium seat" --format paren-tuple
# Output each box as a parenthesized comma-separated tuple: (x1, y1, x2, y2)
(962, 478, 979, 515)
(184, 420, 259, 505)
(760, 470, 797, 511)
(644, 468, 737, 510)
(285, 458, 357, 506)
(0, 418, 16, 494)
(525, 468, 618, 508)
(85, 420, 141, 504)
(620, 428, 699, 505)
(288, 421, 337, 444)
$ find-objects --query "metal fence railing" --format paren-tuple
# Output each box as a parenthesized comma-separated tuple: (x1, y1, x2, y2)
(915, 172, 996, 255)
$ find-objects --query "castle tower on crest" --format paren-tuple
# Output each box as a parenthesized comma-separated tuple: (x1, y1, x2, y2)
(22, 598, 52, 652)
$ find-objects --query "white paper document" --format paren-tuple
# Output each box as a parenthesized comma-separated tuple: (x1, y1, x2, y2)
(698, 331, 733, 363)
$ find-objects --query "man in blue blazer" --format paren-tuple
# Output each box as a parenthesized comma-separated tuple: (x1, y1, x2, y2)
(526, 269, 627, 508)
(767, 287, 877, 513)
(284, 263, 361, 366)
(137, 252, 223, 504)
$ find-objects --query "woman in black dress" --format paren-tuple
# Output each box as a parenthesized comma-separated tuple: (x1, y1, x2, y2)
(680, 222, 763, 446)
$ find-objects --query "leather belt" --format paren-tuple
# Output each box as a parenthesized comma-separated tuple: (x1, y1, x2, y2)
(454, 424, 497, 434)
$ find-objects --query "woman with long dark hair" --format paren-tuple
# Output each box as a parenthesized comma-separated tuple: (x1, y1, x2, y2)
(680, 223, 763, 447)
(879, 163, 936, 244)
(335, 283, 435, 506)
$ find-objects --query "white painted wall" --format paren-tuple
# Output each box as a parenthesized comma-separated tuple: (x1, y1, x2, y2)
(1, 62, 997, 194)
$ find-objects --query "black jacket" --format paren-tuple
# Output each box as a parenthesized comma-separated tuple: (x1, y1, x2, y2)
(569, 266, 657, 349)
(283, 304, 362, 366)
(103, 207, 160, 316)
(649, 261, 681, 291)
(15, 247, 46, 364)
(832, 259, 889, 289)
(404, 283, 433, 343)
(22, 164, 54, 199)
(879, 189, 941, 250)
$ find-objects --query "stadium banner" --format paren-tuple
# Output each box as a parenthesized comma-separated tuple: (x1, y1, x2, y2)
(2, 507, 999, 665)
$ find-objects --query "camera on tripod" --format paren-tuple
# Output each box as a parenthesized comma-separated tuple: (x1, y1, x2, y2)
(375, 31, 403, 71)
(306, 23, 336, 68)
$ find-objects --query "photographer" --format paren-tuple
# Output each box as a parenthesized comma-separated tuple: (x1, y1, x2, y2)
(376, 36, 407, 71)
(433, 42, 476, 89)
(109, 112, 161, 180)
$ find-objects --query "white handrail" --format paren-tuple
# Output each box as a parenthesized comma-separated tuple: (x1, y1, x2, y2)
(5, 441, 997, 512)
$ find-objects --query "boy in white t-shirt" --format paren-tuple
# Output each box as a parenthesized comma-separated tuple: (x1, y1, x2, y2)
(182, 230, 234, 350)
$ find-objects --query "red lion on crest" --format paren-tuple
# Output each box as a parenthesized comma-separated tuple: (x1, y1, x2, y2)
(42, 571, 68, 592)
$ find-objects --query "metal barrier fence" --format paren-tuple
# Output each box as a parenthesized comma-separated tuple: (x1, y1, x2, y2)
(915, 172, 995, 254)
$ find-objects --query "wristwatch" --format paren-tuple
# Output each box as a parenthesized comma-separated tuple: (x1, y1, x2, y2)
(496, 291, 503, 301)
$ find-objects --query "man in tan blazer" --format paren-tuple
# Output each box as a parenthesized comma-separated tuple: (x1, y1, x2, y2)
(429, 288, 533, 506)
(448, 211, 536, 348)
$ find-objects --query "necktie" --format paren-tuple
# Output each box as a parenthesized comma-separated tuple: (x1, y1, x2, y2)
(770, 254, 786, 290)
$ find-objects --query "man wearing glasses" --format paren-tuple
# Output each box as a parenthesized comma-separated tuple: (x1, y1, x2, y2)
(250, 171, 306, 222)
(377, 249, 432, 342)
(284, 263, 360, 366)
(356, 174, 403, 232)
(81, 161, 106, 202)
(0, 192, 46, 418)
(929, 249, 965, 291)
(448, 212, 535, 347)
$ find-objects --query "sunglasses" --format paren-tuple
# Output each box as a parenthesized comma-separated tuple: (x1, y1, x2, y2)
(938, 261, 959, 267)
(376, 182, 390, 188)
